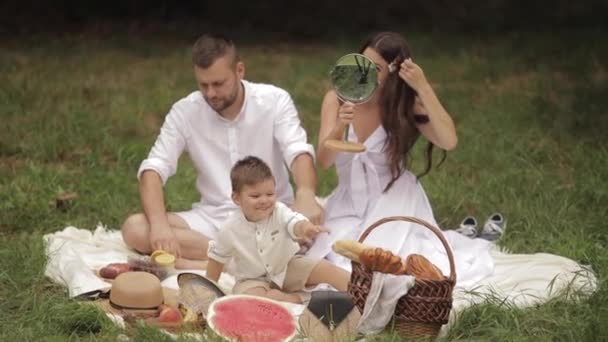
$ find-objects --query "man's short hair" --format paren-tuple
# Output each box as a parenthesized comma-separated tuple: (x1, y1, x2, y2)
(231, 156, 275, 193)
(191, 33, 239, 68)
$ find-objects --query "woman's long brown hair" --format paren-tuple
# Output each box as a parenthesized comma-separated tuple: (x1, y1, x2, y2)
(359, 32, 446, 192)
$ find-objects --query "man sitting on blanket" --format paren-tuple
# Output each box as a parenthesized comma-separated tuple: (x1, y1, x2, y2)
(121, 33, 322, 269)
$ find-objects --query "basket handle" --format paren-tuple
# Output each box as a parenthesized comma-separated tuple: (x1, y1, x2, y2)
(357, 216, 456, 283)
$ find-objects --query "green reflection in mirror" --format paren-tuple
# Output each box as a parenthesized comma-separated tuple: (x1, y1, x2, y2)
(330, 53, 378, 103)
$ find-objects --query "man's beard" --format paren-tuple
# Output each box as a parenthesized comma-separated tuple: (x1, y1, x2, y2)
(206, 86, 239, 113)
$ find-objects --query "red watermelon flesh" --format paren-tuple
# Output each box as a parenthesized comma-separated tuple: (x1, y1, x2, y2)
(208, 295, 297, 342)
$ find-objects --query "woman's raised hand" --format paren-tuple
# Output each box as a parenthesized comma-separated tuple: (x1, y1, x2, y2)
(337, 101, 356, 126)
(398, 58, 428, 92)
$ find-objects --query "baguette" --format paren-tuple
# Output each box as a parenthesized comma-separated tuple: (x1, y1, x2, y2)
(332, 240, 366, 263)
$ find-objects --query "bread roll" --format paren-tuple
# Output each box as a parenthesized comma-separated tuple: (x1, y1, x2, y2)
(404, 254, 444, 280)
(360, 248, 408, 275)
(99, 263, 131, 279)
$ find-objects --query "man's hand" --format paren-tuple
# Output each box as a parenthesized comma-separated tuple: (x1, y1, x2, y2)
(292, 189, 324, 225)
(149, 225, 181, 257)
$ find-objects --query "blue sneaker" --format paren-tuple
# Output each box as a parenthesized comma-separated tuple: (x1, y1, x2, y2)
(454, 216, 478, 238)
(479, 213, 506, 241)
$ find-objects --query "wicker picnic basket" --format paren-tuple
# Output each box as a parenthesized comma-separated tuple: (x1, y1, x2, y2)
(348, 216, 456, 339)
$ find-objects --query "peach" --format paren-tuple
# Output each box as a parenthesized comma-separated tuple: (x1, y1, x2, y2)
(157, 304, 182, 322)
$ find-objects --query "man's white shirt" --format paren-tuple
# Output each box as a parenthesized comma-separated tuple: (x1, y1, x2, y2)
(138, 80, 314, 239)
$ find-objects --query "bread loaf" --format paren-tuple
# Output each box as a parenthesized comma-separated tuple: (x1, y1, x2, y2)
(332, 240, 444, 279)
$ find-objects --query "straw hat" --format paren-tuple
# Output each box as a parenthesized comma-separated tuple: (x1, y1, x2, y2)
(107, 272, 164, 316)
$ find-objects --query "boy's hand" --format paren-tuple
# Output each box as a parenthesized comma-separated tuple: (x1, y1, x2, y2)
(206, 259, 224, 283)
(298, 221, 329, 241)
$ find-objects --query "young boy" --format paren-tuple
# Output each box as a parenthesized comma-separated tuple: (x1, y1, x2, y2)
(206, 156, 350, 303)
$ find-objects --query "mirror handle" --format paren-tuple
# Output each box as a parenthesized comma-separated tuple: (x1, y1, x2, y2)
(344, 123, 350, 142)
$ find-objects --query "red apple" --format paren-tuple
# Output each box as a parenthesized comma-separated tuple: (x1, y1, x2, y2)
(157, 304, 182, 322)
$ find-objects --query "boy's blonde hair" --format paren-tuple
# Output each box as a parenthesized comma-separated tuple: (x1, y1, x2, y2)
(230, 156, 275, 193)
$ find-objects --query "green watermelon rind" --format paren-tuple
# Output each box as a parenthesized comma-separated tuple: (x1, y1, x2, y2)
(207, 294, 298, 342)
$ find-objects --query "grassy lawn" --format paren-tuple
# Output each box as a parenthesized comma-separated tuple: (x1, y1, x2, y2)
(1, 29, 607, 341)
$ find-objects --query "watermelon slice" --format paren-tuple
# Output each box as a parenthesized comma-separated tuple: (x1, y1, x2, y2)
(207, 295, 298, 342)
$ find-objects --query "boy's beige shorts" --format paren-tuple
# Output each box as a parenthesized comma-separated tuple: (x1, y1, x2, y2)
(233, 256, 318, 294)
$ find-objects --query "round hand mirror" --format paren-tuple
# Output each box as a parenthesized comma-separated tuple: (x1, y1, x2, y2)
(330, 53, 378, 103)
(325, 53, 378, 153)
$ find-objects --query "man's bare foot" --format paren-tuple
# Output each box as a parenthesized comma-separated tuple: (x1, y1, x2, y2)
(175, 258, 208, 270)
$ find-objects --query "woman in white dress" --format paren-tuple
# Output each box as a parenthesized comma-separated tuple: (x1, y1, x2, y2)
(303, 33, 596, 334)
(305, 31, 495, 288)
(306, 32, 596, 299)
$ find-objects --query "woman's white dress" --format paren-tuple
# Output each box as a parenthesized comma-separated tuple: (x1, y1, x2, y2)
(306, 126, 595, 294)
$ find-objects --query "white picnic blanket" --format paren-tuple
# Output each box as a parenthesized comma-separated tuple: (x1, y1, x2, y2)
(43, 225, 305, 321)
(44, 225, 597, 337)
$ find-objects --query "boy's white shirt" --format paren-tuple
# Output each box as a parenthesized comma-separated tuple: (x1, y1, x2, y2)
(207, 202, 307, 287)
(137, 80, 315, 239)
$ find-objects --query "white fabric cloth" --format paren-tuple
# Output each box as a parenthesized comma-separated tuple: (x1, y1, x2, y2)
(357, 273, 416, 334)
(441, 246, 597, 335)
(42, 225, 307, 332)
(306, 126, 494, 290)
(43, 225, 233, 297)
(44, 225, 596, 337)
(452, 246, 597, 307)
(207, 202, 307, 287)
(138, 80, 315, 239)
(43, 226, 134, 297)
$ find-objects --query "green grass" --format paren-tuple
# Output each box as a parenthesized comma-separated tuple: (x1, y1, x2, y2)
(1, 29, 607, 340)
